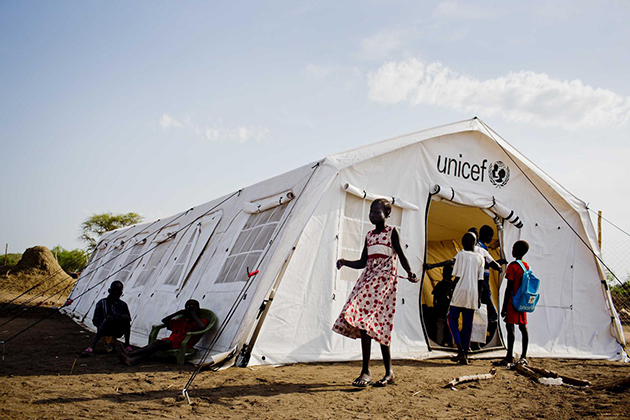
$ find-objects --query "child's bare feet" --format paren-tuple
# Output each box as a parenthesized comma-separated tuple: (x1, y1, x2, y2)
(374, 372, 395, 387)
(118, 352, 137, 366)
(352, 372, 372, 387)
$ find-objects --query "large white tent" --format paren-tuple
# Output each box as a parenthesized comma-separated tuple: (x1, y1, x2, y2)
(63, 118, 627, 367)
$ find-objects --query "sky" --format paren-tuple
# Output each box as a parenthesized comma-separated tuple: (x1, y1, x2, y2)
(1, 1, 629, 274)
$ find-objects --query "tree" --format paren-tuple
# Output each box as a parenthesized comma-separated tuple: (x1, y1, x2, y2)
(51, 246, 89, 273)
(80, 212, 144, 252)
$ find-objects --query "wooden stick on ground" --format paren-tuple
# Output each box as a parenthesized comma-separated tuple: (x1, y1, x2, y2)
(527, 365, 590, 387)
(591, 375, 630, 391)
(443, 367, 496, 389)
(514, 363, 541, 381)
(69, 356, 78, 374)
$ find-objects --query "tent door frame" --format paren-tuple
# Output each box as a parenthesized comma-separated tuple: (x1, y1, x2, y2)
(419, 193, 507, 354)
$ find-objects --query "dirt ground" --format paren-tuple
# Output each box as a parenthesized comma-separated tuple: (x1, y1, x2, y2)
(1, 291, 629, 420)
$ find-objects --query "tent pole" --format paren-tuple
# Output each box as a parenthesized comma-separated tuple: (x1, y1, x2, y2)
(236, 245, 297, 367)
(598, 211, 602, 250)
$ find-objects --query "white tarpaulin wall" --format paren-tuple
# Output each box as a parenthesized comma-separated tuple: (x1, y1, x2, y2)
(63, 118, 626, 367)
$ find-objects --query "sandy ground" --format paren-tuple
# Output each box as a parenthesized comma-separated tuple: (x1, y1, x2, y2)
(1, 292, 629, 420)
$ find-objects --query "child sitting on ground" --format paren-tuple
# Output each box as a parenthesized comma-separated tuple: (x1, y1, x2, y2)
(82, 280, 132, 356)
(119, 299, 208, 366)
(448, 232, 484, 365)
(497, 240, 531, 366)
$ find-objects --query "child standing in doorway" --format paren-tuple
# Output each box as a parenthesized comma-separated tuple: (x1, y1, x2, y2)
(333, 198, 417, 387)
(432, 264, 454, 347)
(448, 232, 485, 365)
(497, 240, 531, 366)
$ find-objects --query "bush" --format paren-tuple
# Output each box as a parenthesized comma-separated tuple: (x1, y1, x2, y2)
(1, 253, 22, 267)
(51, 246, 88, 274)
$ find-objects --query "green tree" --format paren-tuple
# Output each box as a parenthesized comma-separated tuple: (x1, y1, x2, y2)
(51, 246, 89, 273)
(79, 212, 144, 252)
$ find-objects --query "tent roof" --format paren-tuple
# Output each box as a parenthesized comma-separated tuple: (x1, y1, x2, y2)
(324, 117, 588, 214)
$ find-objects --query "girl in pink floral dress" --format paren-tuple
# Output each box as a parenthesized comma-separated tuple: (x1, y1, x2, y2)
(333, 198, 417, 387)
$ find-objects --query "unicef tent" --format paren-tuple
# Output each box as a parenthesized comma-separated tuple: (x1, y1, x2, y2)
(63, 118, 627, 367)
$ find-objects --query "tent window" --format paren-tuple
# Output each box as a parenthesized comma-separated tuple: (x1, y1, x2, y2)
(94, 246, 124, 286)
(163, 224, 201, 288)
(131, 225, 178, 289)
(171, 211, 223, 291)
(339, 193, 402, 282)
(216, 204, 287, 284)
(114, 235, 148, 284)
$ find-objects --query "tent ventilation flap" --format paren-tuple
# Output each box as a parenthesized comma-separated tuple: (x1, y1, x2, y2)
(342, 183, 419, 211)
(431, 184, 523, 228)
(243, 191, 295, 214)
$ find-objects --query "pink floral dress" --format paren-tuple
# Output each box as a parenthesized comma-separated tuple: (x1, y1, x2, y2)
(333, 225, 398, 346)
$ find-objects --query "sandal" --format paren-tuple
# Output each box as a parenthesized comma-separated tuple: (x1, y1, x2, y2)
(352, 375, 372, 388)
(80, 347, 94, 357)
(373, 376, 395, 387)
(492, 358, 513, 367)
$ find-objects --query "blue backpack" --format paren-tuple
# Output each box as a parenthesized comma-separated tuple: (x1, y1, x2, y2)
(512, 260, 541, 313)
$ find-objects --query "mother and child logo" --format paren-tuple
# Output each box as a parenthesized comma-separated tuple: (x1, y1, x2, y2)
(436, 153, 511, 188)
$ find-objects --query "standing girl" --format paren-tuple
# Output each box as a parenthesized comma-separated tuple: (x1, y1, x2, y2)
(333, 198, 417, 387)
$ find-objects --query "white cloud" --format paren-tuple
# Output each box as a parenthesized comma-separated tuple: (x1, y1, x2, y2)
(159, 113, 184, 129)
(367, 58, 630, 129)
(432, 1, 499, 20)
(159, 114, 270, 143)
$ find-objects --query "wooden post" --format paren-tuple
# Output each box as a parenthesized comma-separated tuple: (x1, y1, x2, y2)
(4, 243, 7, 266)
(598, 211, 602, 250)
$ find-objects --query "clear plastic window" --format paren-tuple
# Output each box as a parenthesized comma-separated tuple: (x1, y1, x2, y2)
(216, 203, 288, 284)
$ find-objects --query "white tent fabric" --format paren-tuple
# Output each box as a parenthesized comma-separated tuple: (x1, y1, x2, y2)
(63, 118, 627, 367)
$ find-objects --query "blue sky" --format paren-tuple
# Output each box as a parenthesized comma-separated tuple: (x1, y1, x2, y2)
(1, 1, 629, 268)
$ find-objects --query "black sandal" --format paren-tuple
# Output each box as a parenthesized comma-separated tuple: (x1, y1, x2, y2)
(352, 376, 372, 388)
(373, 376, 395, 387)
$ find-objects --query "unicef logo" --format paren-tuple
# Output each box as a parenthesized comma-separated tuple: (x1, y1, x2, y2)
(488, 161, 510, 188)
(435, 154, 511, 188)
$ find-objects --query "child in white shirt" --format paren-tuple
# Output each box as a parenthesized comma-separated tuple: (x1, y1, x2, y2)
(448, 232, 484, 365)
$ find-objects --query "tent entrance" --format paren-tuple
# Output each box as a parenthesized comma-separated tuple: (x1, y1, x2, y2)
(420, 199, 506, 353)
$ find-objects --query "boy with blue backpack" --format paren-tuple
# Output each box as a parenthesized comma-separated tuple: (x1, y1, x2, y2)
(497, 240, 535, 366)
